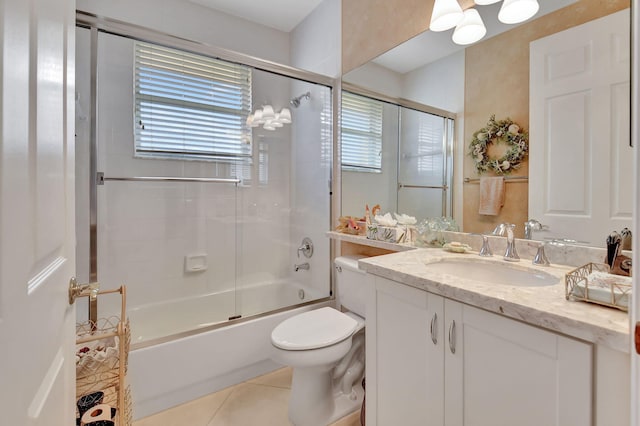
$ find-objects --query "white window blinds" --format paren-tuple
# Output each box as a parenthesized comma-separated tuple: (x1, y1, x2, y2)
(134, 42, 252, 161)
(341, 92, 383, 172)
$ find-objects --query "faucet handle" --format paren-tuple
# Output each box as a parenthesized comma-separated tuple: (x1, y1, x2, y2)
(491, 223, 507, 236)
(470, 233, 493, 257)
(533, 242, 550, 266)
(297, 237, 314, 258)
(524, 219, 548, 239)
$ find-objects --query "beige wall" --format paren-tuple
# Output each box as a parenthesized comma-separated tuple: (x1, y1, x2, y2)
(463, 0, 629, 237)
(341, 0, 475, 74)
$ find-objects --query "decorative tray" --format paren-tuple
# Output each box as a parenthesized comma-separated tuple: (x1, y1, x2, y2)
(565, 263, 632, 311)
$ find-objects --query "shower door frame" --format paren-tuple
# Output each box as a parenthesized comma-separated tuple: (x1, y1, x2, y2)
(340, 82, 458, 218)
(77, 11, 340, 347)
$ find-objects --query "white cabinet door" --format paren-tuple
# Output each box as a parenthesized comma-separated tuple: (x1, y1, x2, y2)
(529, 9, 631, 245)
(372, 276, 444, 426)
(444, 302, 592, 426)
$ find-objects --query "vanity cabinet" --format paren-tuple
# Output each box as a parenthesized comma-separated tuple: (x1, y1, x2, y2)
(373, 274, 445, 425)
(367, 274, 592, 426)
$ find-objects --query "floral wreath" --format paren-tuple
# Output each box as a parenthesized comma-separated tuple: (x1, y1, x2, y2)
(469, 115, 528, 175)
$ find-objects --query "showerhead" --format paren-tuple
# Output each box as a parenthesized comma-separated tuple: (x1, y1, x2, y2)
(290, 91, 311, 108)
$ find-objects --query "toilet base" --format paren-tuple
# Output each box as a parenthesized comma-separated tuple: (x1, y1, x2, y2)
(326, 382, 365, 425)
(289, 366, 365, 426)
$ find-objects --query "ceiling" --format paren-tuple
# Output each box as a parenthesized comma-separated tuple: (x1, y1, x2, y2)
(372, 0, 577, 74)
(187, 0, 578, 72)
(187, 0, 324, 32)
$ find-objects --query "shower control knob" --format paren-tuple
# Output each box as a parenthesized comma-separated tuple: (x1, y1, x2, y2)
(297, 237, 314, 258)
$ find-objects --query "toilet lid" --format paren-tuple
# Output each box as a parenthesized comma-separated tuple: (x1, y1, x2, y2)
(271, 307, 358, 350)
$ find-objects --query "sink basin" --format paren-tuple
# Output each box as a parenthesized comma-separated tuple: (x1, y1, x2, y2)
(424, 258, 560, 287)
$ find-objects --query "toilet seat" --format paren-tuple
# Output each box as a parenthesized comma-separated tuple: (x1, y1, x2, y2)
(271, 307, 357, 350)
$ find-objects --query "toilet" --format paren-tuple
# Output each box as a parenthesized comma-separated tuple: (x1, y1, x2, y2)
(270, 256, 367, 426)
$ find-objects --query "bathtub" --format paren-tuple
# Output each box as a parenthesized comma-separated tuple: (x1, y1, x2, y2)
(128, 280, 330, 419)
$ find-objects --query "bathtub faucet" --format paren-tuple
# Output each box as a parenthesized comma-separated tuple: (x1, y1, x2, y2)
(294, 262, 310, 272)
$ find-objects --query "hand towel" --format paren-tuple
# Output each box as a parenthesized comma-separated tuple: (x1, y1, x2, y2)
(478, 176, 505, 216)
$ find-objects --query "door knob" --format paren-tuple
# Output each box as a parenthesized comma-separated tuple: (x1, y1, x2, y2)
(635, 322, 640, 355)
(68, 277, 99, 305)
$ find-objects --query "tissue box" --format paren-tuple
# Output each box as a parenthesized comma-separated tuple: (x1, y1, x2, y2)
(366, 224, 409, 243)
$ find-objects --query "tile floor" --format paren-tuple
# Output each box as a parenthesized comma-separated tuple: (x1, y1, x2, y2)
(133, 367, 361, 426)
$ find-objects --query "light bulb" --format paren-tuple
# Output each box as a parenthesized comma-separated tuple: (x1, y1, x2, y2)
(271, 115, 283, 128)
(263, 120, 276, 131)
(261, 105, 275, 120)
(452, 8, 487, 45)
(498, 0, 539, 24)
(429, 0, 464, 32)
(252, 109, 264, 125)
(278, 108, 292, 124)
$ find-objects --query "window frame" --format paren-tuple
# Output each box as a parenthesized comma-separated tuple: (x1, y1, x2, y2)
(133, 41, 253, 163)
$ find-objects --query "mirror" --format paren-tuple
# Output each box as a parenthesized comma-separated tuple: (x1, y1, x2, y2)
(341, 0, 631, 247)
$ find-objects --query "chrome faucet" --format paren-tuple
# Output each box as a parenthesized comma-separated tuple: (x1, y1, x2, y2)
(470, 233, 492, 257)
(532, 242, 550, 266)
(294, 262, 310, 272)
(524, 219, 546, 240)
(503, 223, 520, 262)
(491, 223, 507, 236)
(297, 237, 314, 258)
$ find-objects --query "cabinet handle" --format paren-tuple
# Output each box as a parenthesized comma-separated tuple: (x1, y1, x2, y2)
(430, 313, 438, 345)
(448, 320, 456, 354)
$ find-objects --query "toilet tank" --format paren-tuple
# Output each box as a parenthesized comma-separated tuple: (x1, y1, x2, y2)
(334, 255, 368, 318)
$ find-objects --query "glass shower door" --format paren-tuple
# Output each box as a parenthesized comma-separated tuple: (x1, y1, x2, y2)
(397, 107, 454, 220)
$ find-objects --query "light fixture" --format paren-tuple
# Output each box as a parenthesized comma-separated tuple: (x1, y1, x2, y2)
(429, 0, 540, 46)
(498, 0, 540, 24)
(429, 0, 464, 32)
(250, 105, 294, 131)
(252, 109, 264, 125)
(278, 107, 292, 124)
(261, 105, 275, 121)
(271, 114, 284, 127)
(452, 8, 486, 46)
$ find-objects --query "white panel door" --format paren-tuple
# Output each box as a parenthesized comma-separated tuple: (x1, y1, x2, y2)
(0, 0, 76, 425)
(529, 9, 631, 245)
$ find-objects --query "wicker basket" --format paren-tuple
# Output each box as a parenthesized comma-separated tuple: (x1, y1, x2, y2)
(565, 263, 632, 311)
(75, 286, 131, 426)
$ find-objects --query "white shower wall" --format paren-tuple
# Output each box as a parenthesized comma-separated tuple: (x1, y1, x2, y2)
(289, 0, 340, 298)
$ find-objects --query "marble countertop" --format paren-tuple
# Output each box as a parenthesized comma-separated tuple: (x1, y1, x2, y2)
(326, 231, 416, 252)
(358, 248, 631, 353)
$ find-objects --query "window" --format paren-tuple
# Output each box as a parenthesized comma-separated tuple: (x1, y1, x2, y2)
(341, 92, 383, 172)
(134, 42, 252, 161)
